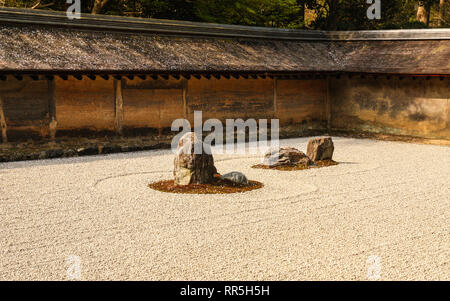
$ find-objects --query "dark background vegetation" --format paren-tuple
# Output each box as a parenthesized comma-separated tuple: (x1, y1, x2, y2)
(2, 0, 449, 29)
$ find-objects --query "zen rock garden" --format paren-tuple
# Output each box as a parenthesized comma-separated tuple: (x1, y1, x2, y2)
(149, 133, 337, 194)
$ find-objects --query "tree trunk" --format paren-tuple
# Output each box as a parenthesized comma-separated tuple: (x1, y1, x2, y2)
(326, 0, 338, 30)
(425, 3, 432, 26)
(439, 0, 446, 26)
(417, 4, 427, 24)
(302, 3, 306, 27)
(91, 0, 109, 14)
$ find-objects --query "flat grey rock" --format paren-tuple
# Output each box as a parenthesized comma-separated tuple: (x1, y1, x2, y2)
(222, 171, 249, 185)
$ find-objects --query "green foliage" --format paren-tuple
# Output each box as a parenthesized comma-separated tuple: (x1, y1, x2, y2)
(194, 0, 305, 28)
(2, 0, 448, 29)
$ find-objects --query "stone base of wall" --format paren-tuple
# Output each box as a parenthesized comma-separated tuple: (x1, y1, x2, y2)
(330, 129, 450, 146)
(0, 136, 172, 163)
(1, 129, 448, 163)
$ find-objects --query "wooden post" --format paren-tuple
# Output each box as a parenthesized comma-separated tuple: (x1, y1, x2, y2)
(158, 99, 162, 137)
(273, 77, 278, 118)
(114, 78, 124, 135)
(325, 76, 331, 131)
(48, 79, 57, 140)
(183, 79, 188, 119)
(0, 95, 7, 143)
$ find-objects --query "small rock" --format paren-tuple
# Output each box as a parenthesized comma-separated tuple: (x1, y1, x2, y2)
(77, 147, 98, 156)
(38, 151, 47, 160)
(63, 149, 77, 157)
(46, 149, 64, 158)
(102, 145, 121, 154)
(263, 147, 312, 167)
(306, 137, 334, 161)
(24, 153, 39, 161)
(222, 171, 249, 185)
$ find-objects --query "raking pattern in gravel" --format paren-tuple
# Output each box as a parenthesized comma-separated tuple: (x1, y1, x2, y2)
(0, 137, 449, 280)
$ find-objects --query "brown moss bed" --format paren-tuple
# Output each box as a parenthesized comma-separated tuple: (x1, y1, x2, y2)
(252, 160, 339, 171)
(149, 175, 264, 194)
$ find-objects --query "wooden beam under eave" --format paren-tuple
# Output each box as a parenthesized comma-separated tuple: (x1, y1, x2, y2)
(183, 80, 188, 119)
(114, 79, 124, 135)
(48, 79, 57, 141)
(0, 95, 7, 143)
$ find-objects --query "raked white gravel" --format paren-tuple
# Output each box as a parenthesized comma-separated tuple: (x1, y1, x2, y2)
(0, 137, 449, 280)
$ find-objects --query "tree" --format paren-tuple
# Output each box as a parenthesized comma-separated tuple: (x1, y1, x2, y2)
(416, 0, 441, 26)
(92, 0, 110, 14)
(194, 0, 305, 28)
(2, 0, 448, 29)
(439, 0, 446, 26)
(417, 2, 427, 24)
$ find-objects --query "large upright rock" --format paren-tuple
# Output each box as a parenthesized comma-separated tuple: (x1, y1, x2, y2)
(306, 137, 334, 161)
(263, 147, 312, 167)
(174, 132, 217, 185)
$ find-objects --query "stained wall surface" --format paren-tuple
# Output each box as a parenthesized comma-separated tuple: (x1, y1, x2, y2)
(122, 77, 185, 131)
(186, 77, 275, 122)
(0, 77, 49, 139)
(329, 77, 450, 139)
(276, 79, 327, 126)
(55, 77, 115, 133)
(0, 76, 449, 141)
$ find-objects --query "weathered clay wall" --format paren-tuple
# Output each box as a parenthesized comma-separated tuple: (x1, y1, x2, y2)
(0, 76, 49, 140)
(55, 77, 115, 134)
(122, 77, 185, 131)
(1, 75, 448, 142)
(187, 77, 274, 122)
(276, 79, 327, 130)
(186, 77, 326, 136)
(329, 77, 450, 139)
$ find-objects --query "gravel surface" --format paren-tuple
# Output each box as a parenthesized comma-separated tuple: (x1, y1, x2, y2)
(0, 137, 449, 280)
